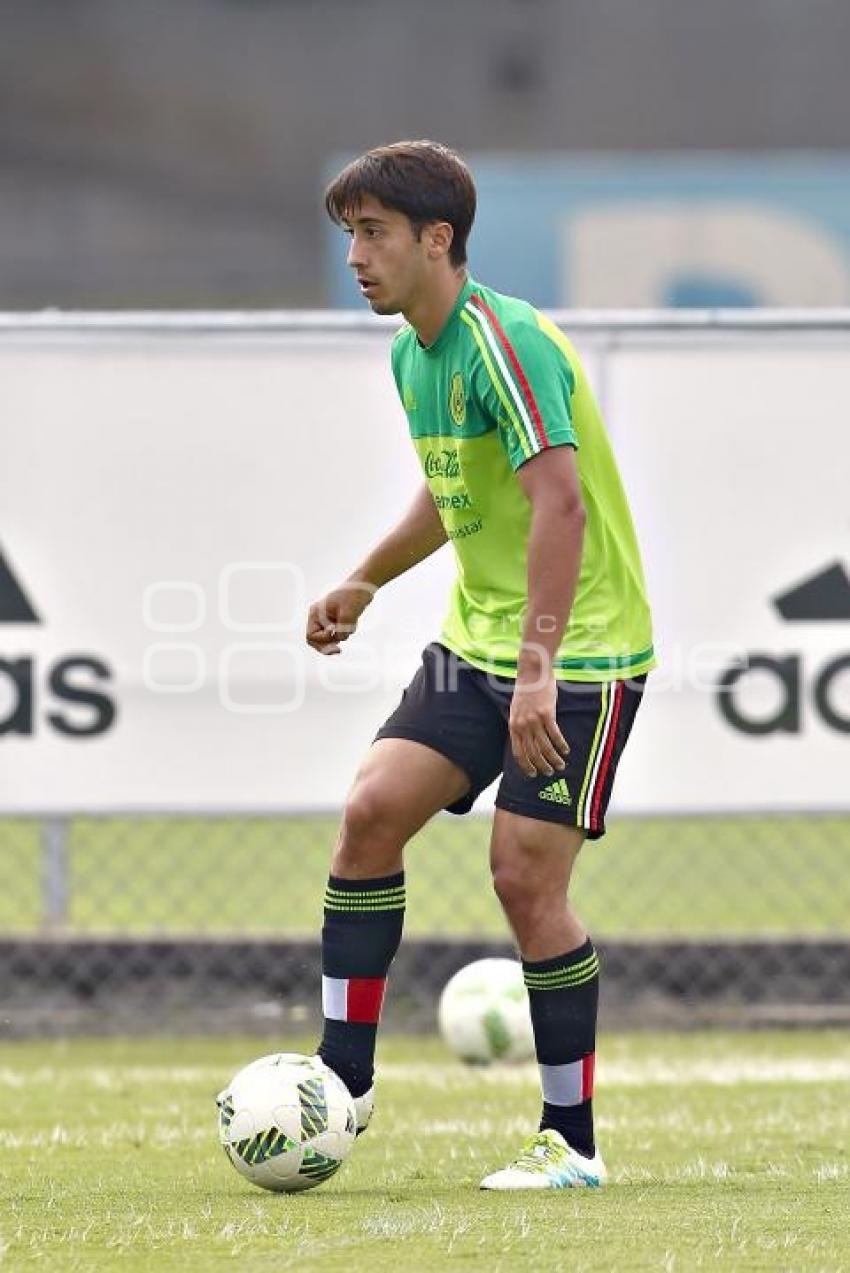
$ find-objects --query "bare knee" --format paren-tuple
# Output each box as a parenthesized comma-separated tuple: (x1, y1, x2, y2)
(491, 860, 542, 921)
(489, 817, 582, 930)
(332, 779, 406, 877)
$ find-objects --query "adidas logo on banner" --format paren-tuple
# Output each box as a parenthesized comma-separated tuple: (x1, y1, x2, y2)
(538, 778, 571, 806)
(0, 547, 40, 623)
(0, 539, 117, 738)
(772, 561, 850, 621)
(718, 558, 850, 736)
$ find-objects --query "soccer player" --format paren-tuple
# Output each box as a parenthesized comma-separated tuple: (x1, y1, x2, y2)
(306, 141, 654, 1191)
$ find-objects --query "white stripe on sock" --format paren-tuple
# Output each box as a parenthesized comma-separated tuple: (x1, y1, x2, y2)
(321, 975, 348, 1020)
(540, 1059, 584, 1106)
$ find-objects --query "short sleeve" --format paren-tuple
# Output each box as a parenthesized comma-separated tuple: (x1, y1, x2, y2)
(469, 300, 578, 472)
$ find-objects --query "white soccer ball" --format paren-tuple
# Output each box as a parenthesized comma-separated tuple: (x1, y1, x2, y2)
(216, 1053, 357, 1192)
(438, 957, 535, 1064)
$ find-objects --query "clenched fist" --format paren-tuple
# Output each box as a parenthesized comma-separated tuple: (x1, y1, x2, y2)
(305, 580, 375, 656)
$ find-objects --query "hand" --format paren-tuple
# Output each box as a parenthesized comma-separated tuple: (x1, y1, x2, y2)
(509, 671, 570, 778)
(305, 580, 375, 656)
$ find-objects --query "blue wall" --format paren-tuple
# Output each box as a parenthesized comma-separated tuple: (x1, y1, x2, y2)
(326, 154, 850, 309)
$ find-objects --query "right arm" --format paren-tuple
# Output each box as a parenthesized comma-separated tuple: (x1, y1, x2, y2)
(306, 482, 447, 655)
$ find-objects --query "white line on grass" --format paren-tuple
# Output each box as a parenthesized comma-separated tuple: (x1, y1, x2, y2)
(375, 1057, 850, 1087)
(1, 1055, 850, 1091)
(0, 1122, 209, 1150)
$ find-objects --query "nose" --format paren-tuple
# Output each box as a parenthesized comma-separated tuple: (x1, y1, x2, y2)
(347, 236, 366, 270)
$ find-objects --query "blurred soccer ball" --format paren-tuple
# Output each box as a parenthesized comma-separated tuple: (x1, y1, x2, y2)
(216, 1053, 356, 1192)
(438, 958, 534, 1063)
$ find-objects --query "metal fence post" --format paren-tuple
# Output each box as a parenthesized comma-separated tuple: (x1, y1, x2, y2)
(41, 817, 70, 930)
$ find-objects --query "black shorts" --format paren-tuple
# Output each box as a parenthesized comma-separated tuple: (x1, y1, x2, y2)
(375, 642, 645, 839)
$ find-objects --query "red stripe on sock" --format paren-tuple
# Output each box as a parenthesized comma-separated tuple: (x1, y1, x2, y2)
(581, 1053, 595, 1101)
(345, 977, 386, 1024)
(590, 682, 623, 831)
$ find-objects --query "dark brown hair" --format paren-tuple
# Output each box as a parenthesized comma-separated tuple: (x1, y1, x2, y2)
(325, 140, 476, 268)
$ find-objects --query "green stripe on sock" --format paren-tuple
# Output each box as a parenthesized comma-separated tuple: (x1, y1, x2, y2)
(524, 970, 599, 991)
(325, 884, 406, 895)
(524, 964, 599, 985)
(524, 962, 599, 982)
(324, 901, 406, 913)
(324, 899, 405, 905)
(325, 889, 405, 901)
(323, 885, 406, 913)
(324, 887, 406, 900)
(524, 956, 600, 990)
(524, 953, 598, 982)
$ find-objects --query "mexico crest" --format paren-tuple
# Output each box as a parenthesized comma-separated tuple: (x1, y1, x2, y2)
(449, 372, 466, 427)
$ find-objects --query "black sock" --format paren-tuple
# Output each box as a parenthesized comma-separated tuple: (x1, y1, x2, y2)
(523, 939, 599, 1158)
(316, 872, 405, 1098)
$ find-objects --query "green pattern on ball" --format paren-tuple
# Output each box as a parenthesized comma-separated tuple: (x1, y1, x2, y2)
(482, 1008, 512, 1058)
(297, 1076, 329, 1140)
(300, 1146, 342, 1183)
(233, 1126, 299, 1165)
(217, 1094, 235, 1134)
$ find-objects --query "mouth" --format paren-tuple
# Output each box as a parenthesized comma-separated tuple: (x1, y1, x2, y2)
(357, 278, 379, 297)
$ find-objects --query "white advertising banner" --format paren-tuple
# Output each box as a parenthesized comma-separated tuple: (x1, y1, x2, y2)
(0, 318, 847, 812)
(607, 333, 850, 811)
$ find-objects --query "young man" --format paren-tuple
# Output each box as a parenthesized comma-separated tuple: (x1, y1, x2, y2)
(306, 140, 654, 1190)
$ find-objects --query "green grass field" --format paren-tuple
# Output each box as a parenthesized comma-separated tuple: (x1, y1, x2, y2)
(1, 813, 849, 938)
(1, 1031, 849, 1270)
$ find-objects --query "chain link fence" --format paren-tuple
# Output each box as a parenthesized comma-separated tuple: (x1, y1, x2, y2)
(1, 811, 848, 1035)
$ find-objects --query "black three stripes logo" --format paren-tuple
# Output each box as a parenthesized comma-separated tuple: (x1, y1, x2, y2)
(0, 548, 40, 624)
(718, 559, 850, 736)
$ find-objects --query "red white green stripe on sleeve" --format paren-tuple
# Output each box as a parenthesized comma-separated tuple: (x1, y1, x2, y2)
(539, 1054, 596, 1106)
(322, 975, 387, 1024)
(460, 294, 548, 461)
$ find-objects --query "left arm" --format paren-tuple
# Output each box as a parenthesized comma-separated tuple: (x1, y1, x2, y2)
(510, 445, 586, 778)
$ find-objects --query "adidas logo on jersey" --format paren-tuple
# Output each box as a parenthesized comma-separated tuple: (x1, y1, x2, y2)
(538, 778, 571, 805)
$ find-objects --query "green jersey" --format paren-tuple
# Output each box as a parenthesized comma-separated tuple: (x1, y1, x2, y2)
(390, 276, 654, 682)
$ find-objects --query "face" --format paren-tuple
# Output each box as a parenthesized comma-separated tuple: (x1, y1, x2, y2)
(343, 195, 433, 316)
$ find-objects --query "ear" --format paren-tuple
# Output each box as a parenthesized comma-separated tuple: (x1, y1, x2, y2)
(426, 221, 454, 260)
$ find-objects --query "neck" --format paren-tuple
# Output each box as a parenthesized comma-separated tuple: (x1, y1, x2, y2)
(404, 269, 467, 347)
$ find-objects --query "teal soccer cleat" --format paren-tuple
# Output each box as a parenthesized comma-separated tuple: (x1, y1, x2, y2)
(480, 1129, 607, 1191)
